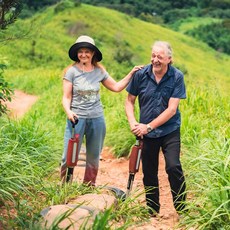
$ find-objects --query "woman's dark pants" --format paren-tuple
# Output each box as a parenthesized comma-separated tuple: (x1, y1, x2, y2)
(142, 129, 186, 214)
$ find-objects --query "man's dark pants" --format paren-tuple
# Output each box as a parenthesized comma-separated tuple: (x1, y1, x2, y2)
(142, 128, 186, 214)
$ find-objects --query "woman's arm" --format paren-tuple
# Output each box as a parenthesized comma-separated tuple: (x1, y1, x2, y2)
(62, 79, 77, 122)
(102, 65, 143, 92)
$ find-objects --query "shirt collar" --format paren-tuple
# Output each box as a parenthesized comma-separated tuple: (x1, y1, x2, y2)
(167, 65, 174, 77)
(146, 64, 173, 83)
(146, 64, 154, 81)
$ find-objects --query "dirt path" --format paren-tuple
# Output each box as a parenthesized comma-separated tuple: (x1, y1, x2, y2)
(6, 90, 181, 230)
(76, 148, 180, 229)
(100, 149, 180, 229)
(5, 90, 38, 119)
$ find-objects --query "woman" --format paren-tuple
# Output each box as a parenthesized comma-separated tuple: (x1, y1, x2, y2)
(60, 35, 142, 185)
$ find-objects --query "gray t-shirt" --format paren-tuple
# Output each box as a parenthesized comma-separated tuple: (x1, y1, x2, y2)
(64, 65, 109, 118)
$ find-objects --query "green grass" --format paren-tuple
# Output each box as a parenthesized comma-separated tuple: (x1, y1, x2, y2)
(175, 17, 222, 34)
(0, 2, 230, 229)
(179, 85, 230, 229)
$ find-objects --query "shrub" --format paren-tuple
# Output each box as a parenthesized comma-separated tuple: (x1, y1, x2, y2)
(162, 8, 196, 24)
(186, 21, 230, 54)
(54, 0, 79, 14)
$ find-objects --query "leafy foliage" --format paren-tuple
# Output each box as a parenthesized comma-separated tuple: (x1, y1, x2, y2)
(22, 0, 60, 10)
(186, 19, 230, 54)
(54, 0, 80, 13)
(0, 64, 13, 116)
(79, 0, 230, 54)
(0, 0, 23, 29)
(80, 0, 229, 21)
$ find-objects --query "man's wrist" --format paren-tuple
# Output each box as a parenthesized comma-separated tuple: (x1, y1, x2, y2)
(146, 124, 153, 133)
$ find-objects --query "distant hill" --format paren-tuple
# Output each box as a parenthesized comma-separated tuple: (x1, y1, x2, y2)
(19, 0, 230, 54)
(80, 0, 230, 55)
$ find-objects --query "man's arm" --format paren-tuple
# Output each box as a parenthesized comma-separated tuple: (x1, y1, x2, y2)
(148, 97, 180, 129)
(135, 97, 180, 137)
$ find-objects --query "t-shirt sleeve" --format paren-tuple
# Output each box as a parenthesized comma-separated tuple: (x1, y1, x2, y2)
(172, 72, 186, 99)
(102, 70, 110, 81)
(63, 67, 74, 83)
(126, 71, 140, 96)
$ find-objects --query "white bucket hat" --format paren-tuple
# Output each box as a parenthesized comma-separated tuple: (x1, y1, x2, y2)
(68, 35, 102, 62)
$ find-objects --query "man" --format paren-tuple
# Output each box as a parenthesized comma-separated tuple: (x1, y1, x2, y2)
(125, 41, 186, 216)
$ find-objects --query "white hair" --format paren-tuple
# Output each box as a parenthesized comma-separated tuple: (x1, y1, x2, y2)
(152, 41, 173, 58)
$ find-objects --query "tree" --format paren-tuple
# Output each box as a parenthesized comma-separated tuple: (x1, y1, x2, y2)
(0, 0, 21, 115)
(0, 0, 22, 29)
(23, 0, 60, 10)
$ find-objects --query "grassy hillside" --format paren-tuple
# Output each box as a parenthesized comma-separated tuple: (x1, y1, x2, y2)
(1, 2, 229, 153)
(1, 3, 229, 147)
(0, 3, 229, 228)
(1, 4, 230, 82)
(174, 17, 222, 33)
